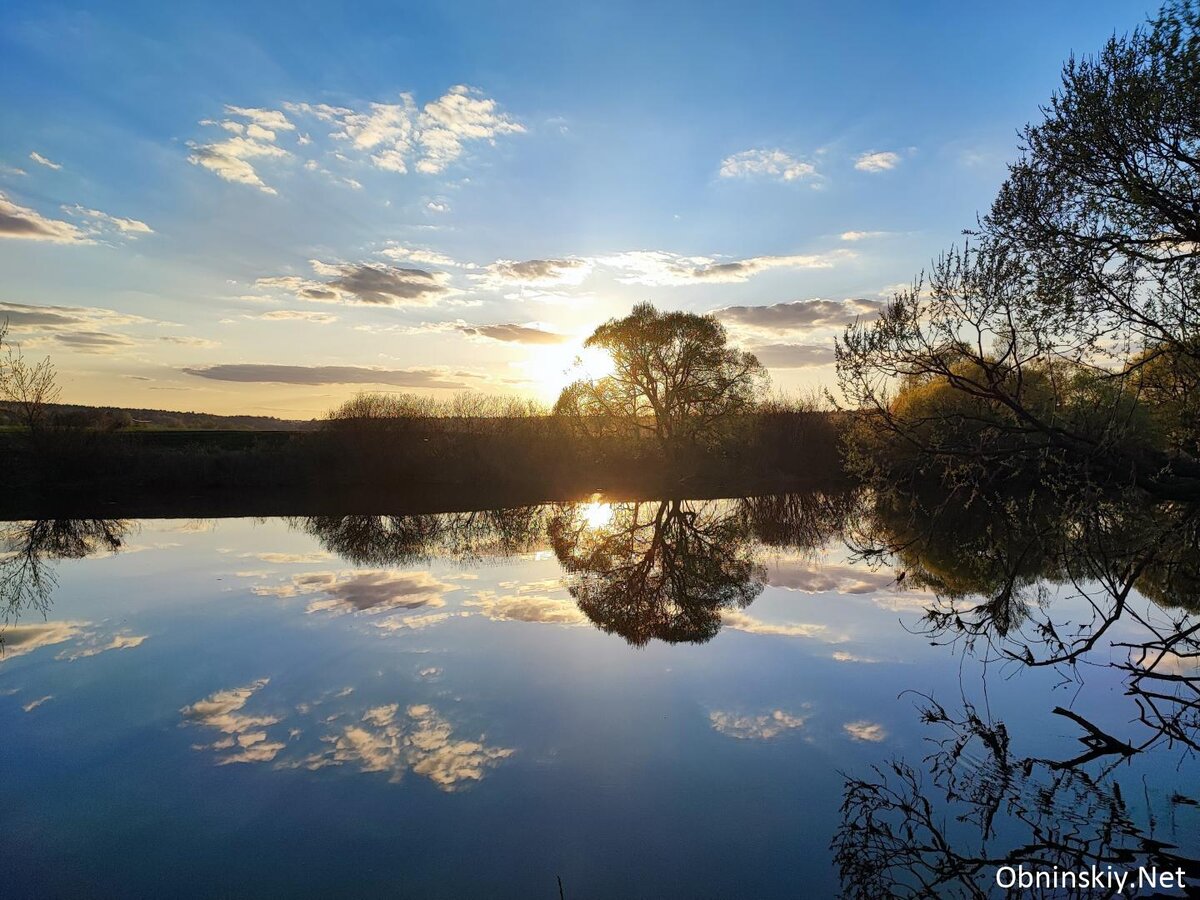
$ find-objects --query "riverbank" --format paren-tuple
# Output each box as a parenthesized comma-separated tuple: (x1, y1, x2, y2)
(2, 410, 847, 519)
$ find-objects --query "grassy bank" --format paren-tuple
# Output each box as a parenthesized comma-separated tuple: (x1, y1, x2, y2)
(2, 409, 846, 517)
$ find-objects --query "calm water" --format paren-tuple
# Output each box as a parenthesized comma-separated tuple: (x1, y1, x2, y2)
(2, 495, 1198, 898)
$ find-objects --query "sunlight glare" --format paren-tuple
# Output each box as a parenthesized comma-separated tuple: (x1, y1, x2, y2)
(582, 499, 614, 530)
(522, 343, 616, 401)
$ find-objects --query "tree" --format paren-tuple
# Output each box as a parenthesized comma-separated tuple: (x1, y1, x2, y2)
(0, 319, 61, 431)
(838, 2, 1200, 497)
(984, 0, 1200, 354)
(554, 302, 767, 449)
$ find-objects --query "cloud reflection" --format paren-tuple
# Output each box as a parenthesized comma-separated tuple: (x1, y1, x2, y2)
(182, 678, 287, 765)
(843, 721, 888, 742)
(709, 709, 809, 740)
(252, 569, 456, 616)
(286, 702, 514, 791)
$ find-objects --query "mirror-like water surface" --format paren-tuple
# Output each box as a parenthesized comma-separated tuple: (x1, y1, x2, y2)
(2, 494, 1198, 897)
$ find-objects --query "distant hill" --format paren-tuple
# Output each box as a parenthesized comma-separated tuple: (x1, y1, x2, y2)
(0, 401, 319, 431)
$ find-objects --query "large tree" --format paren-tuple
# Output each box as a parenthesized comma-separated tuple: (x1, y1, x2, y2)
(837, 2, 1200, 497)
(554, 302, 766, 449)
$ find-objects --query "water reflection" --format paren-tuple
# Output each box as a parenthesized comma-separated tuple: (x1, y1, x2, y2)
(834, 693, 1200, 899)
(297, 491, 855, 647)
(297, 506, 549, 566)
(3, 489, 1199, 893)
(836, 485, 1200, 896)
(1, 518, 131, 624)
(181, 679, 514, 790)
(548, 499, 764, 646)
(856, 487, 1200, 756)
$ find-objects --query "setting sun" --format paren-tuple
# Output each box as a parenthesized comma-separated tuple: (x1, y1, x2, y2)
(521, 344, 617, 401)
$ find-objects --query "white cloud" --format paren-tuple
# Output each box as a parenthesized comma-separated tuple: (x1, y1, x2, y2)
(379, 244, 474, 268)
(854, 151, 900, 172)
(63, 205, 153, 237)
(832, 650, 884, 664)
(188, 106, 294, 193)
(721, 609, 828, 638)
(0, 621, 87, 660)
(466, 591, 586, 625)
(415, 85, 525, 174)
(56, 632, 148, 661)
(188, 134, 288, 194)
(598, 249, 852, 286)
(23, 695, 54, 712)
(284, 86, 523, 177)
(250, 569, 455, 617)
(372, 611, 461, 632)
(719, 148, 818, 183)
(840, 230, 886, 241)
(304, 570, 455, 616)
(223, 106, 295, 133)
(766, 557, 895, 594)
(29, 151, 62, 170)
(287, 702, 514, 790)
(158, 335, 218, 349)
(252, 310, 340, 324)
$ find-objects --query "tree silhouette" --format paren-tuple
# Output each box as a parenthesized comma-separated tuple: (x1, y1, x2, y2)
(837, 2, 1200, 498)
(554, 303, 766, 450)
(0, 319, 61, 431)
(855, 483, 1200, 755)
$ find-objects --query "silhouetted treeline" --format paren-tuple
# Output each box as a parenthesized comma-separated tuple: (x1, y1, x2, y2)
(0, 400, 317, 431)
(2, 399, 845, 514)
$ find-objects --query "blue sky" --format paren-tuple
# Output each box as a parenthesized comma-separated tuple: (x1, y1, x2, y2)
(0, 0, 1152, 416)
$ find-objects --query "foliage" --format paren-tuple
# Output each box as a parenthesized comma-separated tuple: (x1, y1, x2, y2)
(838, 2, 1200, 499)
(554, 302, 767, 449)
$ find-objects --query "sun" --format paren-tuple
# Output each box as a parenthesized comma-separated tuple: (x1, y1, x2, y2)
(521, 343, 616, 401)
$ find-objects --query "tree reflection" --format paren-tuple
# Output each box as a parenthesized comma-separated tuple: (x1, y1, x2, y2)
(299, 492, 855, 647)
(834, 694, 1200, 899)
(548, 499, 765, 646)
(1, 518, 131, 625)
(854, 485, 1200, 755)
(833, 483, 1200, 896)
(298, 506, 549, 566)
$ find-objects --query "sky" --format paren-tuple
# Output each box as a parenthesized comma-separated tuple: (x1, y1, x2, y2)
(0, 0, 1154, 418)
